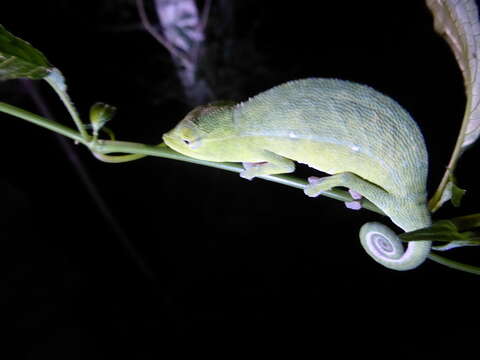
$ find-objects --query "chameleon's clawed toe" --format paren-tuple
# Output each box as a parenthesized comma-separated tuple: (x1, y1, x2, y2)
(345, 189, 362, 209)
(345, 200, 362, 210)
(348, 189, 362, 200)
(242, 161, 266, 170)
(242, 162, 254, 170)
(239, 171, 254, 180)
(307, 176, 326, 185)
(304, 176, 327, 197)
(241, 162, 267, 180)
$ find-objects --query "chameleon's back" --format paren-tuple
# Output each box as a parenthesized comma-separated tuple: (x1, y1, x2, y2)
(233, 78, 428, 198)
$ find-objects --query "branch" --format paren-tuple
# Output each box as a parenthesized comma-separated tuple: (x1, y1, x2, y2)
(3, 100, 480, 274)
(0, 100, 383, 214)
(136, 0, 194, 68)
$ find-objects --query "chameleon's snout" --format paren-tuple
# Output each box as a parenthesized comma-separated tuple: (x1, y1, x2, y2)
(161, 131, 174, 148)
(162, 131, 185, 154)
(162, 126, 205, 159)
(162, 131, 172, 145)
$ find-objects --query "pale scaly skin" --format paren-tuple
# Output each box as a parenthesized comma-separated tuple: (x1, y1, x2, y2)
(163, 78, 431, 271)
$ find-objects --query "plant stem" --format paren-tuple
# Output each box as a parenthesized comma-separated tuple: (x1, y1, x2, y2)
(0, 101, 84, 143)
(91, 139, 384, 213)
(428, 253, 480, 275)
(428, 90, 473, 212)
(44, 70, 90, 140)
(3, 100, 480, 274)
(0, 100, 383, 214)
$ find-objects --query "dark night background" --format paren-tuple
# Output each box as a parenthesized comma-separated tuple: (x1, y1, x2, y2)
(2, 1, 480, 356)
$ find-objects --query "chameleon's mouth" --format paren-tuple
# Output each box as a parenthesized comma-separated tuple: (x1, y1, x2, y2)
(162, 132, 182, 153)
(162, 132, 172, 145)
(163, 132, 223, 163)
(162, 132, 199, 159)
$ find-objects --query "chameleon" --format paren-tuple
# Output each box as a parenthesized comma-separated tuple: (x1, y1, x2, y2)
(162, 78, 432, 271)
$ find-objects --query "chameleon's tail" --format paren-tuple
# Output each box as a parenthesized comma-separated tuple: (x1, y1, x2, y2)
(359, 222, 431, 271)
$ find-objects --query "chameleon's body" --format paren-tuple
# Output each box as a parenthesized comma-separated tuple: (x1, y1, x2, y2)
(163, 78, 431, 270)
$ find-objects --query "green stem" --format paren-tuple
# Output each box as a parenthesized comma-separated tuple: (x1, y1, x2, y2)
(428, 253, 480, 276)
(44, 70, 90, 140)
(92, 152, 147, 163)
(91, 139, 384, 213)
(0, 101, 84, 143)
(428, 88, 473, 212)
(2, 100, 480, 275)
(0, 101, 383, 214)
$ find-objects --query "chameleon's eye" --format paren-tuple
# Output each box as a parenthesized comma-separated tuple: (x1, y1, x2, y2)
(182, 137, 201, 149)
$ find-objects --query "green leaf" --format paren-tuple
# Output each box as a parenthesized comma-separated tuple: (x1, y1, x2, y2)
(426, 0, 480, 149)
(426, 0, 480, 212)
(436, 178, 466, 209)
(450, 213, 480, 230)
(400, 220, 469, 243)
(400, 216, 480, 250)
(43, 68, 90, 140)
(450, 181, 467, 206)
(45, 67, 66, 92)
(0, 24, 52, 80)
(89, 102, 117, 135)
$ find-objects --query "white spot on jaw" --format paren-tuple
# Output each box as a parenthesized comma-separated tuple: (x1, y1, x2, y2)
(189, 139, 201, 149)
(351, 145, 360, 152)
(289, 132, 297, 139)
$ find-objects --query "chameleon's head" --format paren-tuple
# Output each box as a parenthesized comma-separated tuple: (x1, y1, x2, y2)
(162, 101, 236, 161)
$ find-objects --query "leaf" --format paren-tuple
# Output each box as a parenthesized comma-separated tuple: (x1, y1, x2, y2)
(0, 24, 52, 80)
(426, 0, 480, 212)
(431, 238, 480, 250)
(400, 219, 469, 242)
(435, 177, 466, 209)
(399, 217, 480, 250)
(450, 212, 480, 230)
(45, 67, 66, 92)
(89, 102, 117, 135)
(426, 0, 480, 149)
(450, 180, 467, 206)
(43, 68, 88, 139)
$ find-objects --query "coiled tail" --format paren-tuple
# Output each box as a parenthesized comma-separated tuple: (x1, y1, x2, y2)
(359, 199, 432, 271)
(359, 222, 431, 271)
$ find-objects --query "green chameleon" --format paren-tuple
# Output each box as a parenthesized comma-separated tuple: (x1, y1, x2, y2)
(163, 78, 431, 271)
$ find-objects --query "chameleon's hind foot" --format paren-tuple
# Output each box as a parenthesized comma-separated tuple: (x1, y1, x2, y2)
(345, 189, 362, 210)
(345, 201, 362, 210)
(304, 172, 387, 215)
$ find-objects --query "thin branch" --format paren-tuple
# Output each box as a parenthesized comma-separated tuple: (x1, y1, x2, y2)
(200, 0, 212, 32)
(44, 71, 90, 140)
(428, 94, 473, 212)
(2, 99, 480, 274)
(136, 0, 193, 68)
(0, 100, 383, 214)
(428, 253, 480, 275)
(19, 80, 156, 281)
(0, 101, 84, 143)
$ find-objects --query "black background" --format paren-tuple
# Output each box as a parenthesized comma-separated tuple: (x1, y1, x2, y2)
(2, 1, 480, 356)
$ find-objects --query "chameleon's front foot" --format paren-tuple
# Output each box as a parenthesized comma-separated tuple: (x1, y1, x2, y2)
(240, 162, 268, 180)
(304, 176, 326, 197)
(240, 156, 295, 180)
